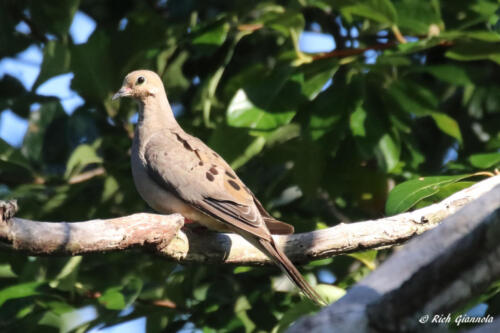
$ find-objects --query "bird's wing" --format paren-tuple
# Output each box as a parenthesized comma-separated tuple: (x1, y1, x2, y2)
(144, 129, 272, 240)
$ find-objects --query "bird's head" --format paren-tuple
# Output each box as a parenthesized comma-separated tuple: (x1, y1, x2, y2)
(112, 70, 164, 101)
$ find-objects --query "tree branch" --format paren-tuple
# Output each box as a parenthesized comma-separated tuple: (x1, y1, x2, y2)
(1, 176, 500, 265)
(0, 213, 184, 256)
(288, 180, 500, 333)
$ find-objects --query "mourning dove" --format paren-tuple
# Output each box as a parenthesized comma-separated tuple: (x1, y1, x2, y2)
(113, 70, 324, 305)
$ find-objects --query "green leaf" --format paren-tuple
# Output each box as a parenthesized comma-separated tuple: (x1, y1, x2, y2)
(101, 176, 120, 203)
(415, 182, 475, 208)
(233, 266, 253, 274)
(191, 19, 230, 57)
(22, 101, 70, 165)
(98, 277, 143, 310)
(347, 250, 378, 270)
(265, 11, 305, 36)
(442, 30, 500, 42)
(33, 41, 71, 89)
(193, 283, 210, 301)
(49, 256, 82, 291)
(350, 103, 400, 172)
(227, 89, 296, 131)
(389, 81, 438, 116)
(391, 38, 443, 55)
(386, 174, 475, 215)
(299, 59, 339, 100)
(430, 112, 463, 144)
(469, 152, 500, 168)
(394, 0, 442, 35)
(316, 284, 346, 304)
(464, 31, 500, 42)
(419, 65, 473, 86)
(0, 75, 56, 118)
(226, 65, 298, 131)
(230, 136, 266, 170)
(294, 137, 325, 195)
(163, 50, 190, 97)
(0, 282, 46, 307)
(446, 41, 500, 64)
(70, 31, 114, 104)
(192, 21, 229, 46)
(350, 104, 367, 137)
(307, 83, 353, 140)
(274, 300, 318, 333)
(389, 81, 462, 142)
(375, 131, 401, 172)
(0, 75, 27, 116)
(0, 138, 34, 184)
(0, 264, 17, 278)
(337, 0, 397, 24)
(0, 9, 31, 58)
(29, 0, 80, 37)
(98, 287, 126, 310)
(64, 142, 103, 179)
(38, 311, 62, 329)
(234, 296, 255, 333)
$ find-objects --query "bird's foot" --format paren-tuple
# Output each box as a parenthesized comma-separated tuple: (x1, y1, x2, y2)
(181, 223, 209, 234)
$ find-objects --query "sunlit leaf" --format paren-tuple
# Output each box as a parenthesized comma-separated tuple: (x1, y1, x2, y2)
(386, 174, 476, 215)
(430, 112, 463, 144)
(316, 284, 346, 304)
(469, 152, 500, 168)
(227, 89, 296, 130)
(64, 142, 103, 179)
(0, 282, 46, 307)
(347, 250, 378, 270)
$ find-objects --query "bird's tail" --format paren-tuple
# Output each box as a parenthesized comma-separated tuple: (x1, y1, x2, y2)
(257, 238, 326, 306)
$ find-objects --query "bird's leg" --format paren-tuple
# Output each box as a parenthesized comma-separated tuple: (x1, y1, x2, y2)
(181, 218, 209, 233)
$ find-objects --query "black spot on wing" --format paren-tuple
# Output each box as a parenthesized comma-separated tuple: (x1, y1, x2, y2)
(175, 133, 193, 151)
(225, 170, 236, 179)
(206, 172, 215, 181)
(227, 179, 241, 191)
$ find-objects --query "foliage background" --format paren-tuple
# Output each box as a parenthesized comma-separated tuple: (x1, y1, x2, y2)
(1, 0, 500, 331)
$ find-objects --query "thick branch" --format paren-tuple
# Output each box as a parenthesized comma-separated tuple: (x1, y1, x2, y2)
(0, 213, 184, 256)
(1, 176, 499, 265)
(288, 182, 500, 333)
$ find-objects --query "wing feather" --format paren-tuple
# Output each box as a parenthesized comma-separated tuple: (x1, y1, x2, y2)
(144, 129, 270, 239)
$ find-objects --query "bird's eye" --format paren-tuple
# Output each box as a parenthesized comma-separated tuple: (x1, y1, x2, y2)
(136, 76, 145, 85)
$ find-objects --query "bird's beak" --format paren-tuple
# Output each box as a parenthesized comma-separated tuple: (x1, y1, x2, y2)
(112, 87, 132, 100)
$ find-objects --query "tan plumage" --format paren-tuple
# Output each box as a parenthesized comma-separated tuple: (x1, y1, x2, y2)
(113, 70, 324, 305)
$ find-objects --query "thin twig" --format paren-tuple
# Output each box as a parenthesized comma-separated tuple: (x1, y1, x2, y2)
(68, 167, 106, 184)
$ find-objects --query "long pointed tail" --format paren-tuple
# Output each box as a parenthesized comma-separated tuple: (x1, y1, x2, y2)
(257, 238, 325, 306)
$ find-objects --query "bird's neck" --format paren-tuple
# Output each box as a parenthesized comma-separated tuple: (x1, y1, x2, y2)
(136, 92, 179, 144)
